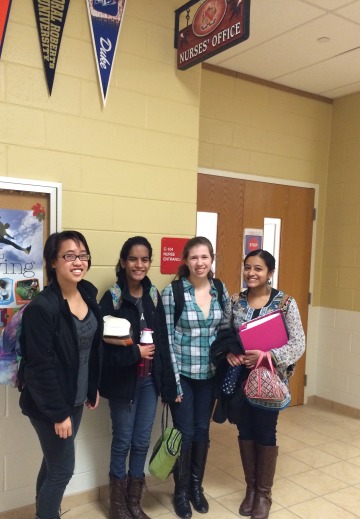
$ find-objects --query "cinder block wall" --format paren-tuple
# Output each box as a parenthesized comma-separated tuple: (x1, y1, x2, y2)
(0, 0, 201, 512)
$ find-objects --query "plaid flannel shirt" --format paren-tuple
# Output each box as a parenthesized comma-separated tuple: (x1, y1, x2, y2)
(161, 277, 229, 396)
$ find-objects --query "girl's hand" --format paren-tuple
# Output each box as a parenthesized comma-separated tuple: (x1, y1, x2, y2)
(243, 350, 261, 369)
(86, 390, 100, 410)
(175, 395, 183, 403)
(226, 352, 244, 366)
(138, 344, 155, 359)
(54, 417, 72, 438)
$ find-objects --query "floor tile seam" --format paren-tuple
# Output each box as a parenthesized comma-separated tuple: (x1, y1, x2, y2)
(287, 497, 357, 518)
(271, 491, 317, 509)
(285, 472, 348, 495)
(317, 464, 360, 485)
(212, 494, 243, 516)
(283, 451, 341, 470)
(323, 482, 360, 497)
(205, 462, 245, 479)
(277, 427, 334, 442)
(315, 445, 360, 461)
(321, 490, 360, 518)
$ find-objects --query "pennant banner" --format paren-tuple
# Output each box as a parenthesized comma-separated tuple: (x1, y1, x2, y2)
(33, 0, 70, 95)
(86, 0, 126, 106)
(0, 0, 12, 58)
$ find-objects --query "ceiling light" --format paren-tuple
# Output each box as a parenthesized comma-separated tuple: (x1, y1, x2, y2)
(317, 37, 330, 43)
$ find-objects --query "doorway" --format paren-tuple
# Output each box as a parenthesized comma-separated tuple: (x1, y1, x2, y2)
(197, 173, 315, 405)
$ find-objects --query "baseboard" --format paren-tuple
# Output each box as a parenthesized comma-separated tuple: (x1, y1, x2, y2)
(0, 486, 109, 519)
(307, 395, 360, 419)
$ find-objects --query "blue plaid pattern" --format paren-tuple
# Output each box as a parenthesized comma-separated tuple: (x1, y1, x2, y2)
(162, 277, 229, 396)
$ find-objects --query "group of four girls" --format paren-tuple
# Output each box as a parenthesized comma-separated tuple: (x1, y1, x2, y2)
(19, 230, 305, 519)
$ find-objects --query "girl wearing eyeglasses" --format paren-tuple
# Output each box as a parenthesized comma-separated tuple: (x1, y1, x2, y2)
(19, 231, 102, 519)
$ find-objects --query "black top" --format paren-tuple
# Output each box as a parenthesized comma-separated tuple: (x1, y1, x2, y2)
(19, 280, 103, 423)
(99, 275, 177, 403)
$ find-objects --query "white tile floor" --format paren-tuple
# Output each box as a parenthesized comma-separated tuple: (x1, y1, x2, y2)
(65, 404, 360, 518)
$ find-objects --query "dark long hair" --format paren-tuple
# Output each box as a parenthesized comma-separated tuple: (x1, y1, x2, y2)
(44, 230, 91, 284)
(115, 236, 153, 284)
(176, 236, 214, 279)
(244, 249, 275, 272)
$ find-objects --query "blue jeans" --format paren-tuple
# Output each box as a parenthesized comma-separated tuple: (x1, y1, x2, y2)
(109, 375, 158, 479)
(236, 399, 279, 446)
(30, 405, 83, 519)
(170, 375, 215, 448)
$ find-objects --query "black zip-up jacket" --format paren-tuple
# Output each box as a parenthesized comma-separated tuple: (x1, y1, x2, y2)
(99, 276, 177, 403)
(19, 280, 103, 423)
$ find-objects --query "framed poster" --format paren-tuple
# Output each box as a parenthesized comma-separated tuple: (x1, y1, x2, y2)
(0, 177, 61, 385)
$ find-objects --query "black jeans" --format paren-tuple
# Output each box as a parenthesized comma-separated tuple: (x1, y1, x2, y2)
(236, 399, 279, 446)
(170, 375, 215, 449)
(30, 405, 83, 519)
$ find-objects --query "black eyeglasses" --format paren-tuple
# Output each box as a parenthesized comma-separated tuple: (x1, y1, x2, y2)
(60, 254, 91, 262)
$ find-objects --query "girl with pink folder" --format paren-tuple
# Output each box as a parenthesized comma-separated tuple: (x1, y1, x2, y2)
(211, 249, 305, 519)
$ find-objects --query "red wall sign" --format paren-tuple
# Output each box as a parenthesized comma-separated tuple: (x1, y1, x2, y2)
(160, 237, 189, 275)
(176, 0, 250, 71)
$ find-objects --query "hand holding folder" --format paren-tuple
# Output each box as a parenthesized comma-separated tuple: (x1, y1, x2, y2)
(238, 310, 289, 352)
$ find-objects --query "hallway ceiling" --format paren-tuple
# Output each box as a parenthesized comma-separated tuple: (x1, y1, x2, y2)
(203, 0, 360, 99)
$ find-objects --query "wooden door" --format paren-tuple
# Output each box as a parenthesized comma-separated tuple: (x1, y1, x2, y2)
(198, 174, 315, 405)
(197, 175, 245, 295)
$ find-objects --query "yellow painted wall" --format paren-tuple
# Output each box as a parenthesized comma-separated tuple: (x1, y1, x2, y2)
(1, 0, 201, 298)
(0, 0, 202, 512)
(323, 92, 360, 311)
(198, 67, 333, 304)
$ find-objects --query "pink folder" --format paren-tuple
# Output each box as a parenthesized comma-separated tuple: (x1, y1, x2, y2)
(239, 310, 289, 352)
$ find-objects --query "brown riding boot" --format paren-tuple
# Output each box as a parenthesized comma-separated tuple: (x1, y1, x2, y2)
(251, 445, 278, 519)
(126, 475, 151, 519)
(238, 439, 256, 516)
(109, 476, 133, 519)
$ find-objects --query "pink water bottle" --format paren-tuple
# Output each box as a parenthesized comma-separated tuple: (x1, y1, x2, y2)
(137, 328, 154, 377)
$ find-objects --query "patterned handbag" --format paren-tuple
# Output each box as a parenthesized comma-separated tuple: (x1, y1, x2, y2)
(244, 351, 291, 411)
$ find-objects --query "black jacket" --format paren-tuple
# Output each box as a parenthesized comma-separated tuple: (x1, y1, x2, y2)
(19, 280, 103, 423)
(210, 328, 246, 424)
(99, 276, 177, 403)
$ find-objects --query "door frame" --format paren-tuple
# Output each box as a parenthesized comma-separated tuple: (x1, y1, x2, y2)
(198, 166, 319, 403)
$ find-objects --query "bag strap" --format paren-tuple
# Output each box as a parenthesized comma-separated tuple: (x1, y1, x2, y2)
(280, 294, 291, 315)
(110, 282, 158, 311)
(171, 280, 184, 327)
(161, 404, 170, 435)
(213, 278, 225, 311)
(253, 351, 275, 373)
(110, 283, 122, 310)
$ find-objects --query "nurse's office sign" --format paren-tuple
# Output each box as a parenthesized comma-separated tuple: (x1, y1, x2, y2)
(175, 0, 250, 71)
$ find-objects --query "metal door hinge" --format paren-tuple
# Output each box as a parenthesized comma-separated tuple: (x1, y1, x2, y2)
(308, 292, 312, 304)
(313, 208, 317, 221)
(304, 374, 307, 387)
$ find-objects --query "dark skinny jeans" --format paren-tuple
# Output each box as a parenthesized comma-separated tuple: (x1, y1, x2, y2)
(30, 405, 83, 519)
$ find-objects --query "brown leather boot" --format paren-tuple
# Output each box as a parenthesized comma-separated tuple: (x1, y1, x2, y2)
(238, 439, 256, 516)
(251, 445, 278, 519)
(126, 475, 151, 519)
(109, 476, 133, 519)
